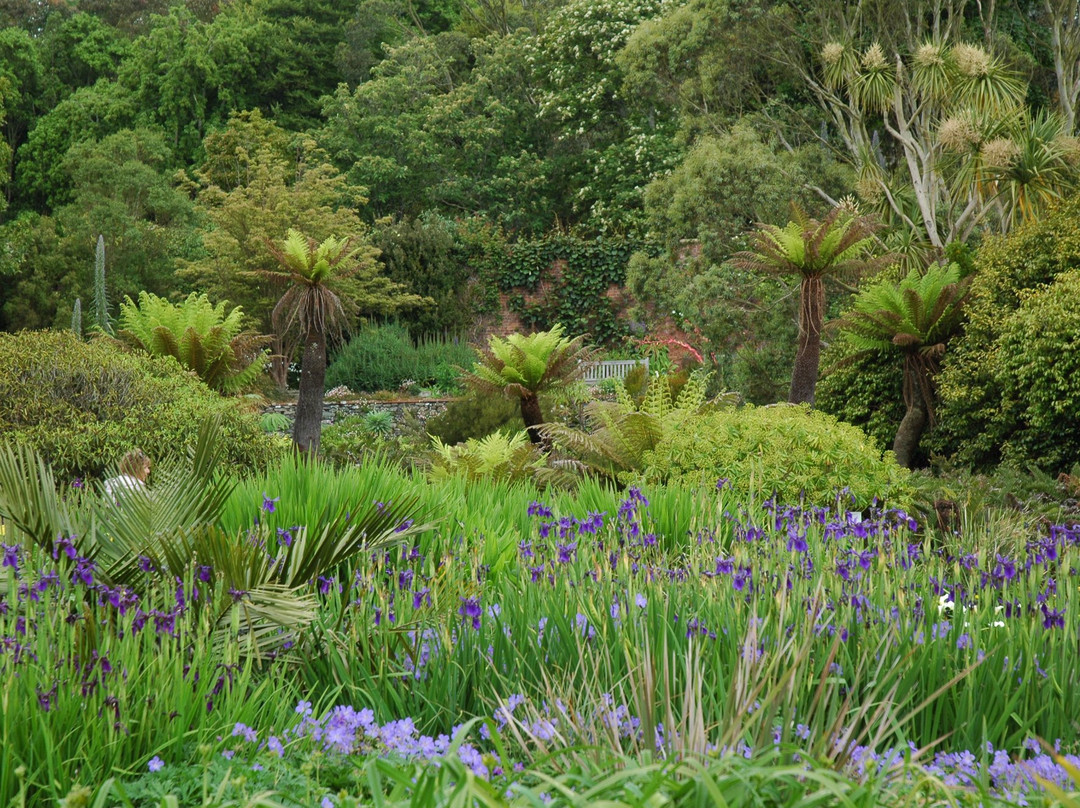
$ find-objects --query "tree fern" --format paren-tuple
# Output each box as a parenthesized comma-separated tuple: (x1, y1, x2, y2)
(464, 324, 593, 448)
(118, 291, 270, 394)
(542, 371, 733, 484)
(835, 262, 971, 467)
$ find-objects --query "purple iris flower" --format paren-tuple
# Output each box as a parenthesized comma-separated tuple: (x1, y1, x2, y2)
(2, 544, 19, 575)
(733, 567, 752, 592)
(262, 493, 279, 513)
(1041, 605, 1065, 630)
(714, 556, 735, 575)
(786, 528, 808, 553)
(459, 597, 482, 630)
(994, 554, 1017, 582)
(527, 501, 553, 519)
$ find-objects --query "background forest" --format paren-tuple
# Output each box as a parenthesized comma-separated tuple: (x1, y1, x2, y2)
(2, 0, 1080, 475)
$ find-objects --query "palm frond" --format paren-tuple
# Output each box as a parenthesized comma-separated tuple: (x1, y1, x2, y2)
(0, 441, 89, 556)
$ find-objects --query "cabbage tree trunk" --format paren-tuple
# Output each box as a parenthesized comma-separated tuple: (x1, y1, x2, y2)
(293, 329, 326, 456)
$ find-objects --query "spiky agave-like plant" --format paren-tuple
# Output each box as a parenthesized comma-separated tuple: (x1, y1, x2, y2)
(91, 235, 113, 335)
(463, 324, 593, 449)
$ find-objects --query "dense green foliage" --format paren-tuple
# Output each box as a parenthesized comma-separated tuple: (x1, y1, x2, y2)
(3, 0, 1080, 474)
(639, 404, 912, 509)
(424, 390, 524, 445)
(935, 195, 1080, 472)
(815, 336, 907, 455)
(325, 322, 474, 393)
(982, 270, 1080, 470)
(0, 330, 280, 477)
(429, 430, 546, 483)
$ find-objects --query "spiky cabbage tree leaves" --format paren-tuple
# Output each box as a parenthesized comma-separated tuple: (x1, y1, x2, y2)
(118, 291, 270, 394)
(733, 205, 890, 406)
(813, 36, 1051, 248)
(463, 324, 592, 449)
(835, 263, 970, 468)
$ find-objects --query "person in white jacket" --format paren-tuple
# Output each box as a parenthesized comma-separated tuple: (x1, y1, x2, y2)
(104, 449, 151, 502)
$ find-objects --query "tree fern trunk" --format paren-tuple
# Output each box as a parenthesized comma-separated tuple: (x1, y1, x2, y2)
(520, 393, 548, 451)
(893, 396, 928, 469)
(294, 329, 326, 456)
(789, 275, 824, 405)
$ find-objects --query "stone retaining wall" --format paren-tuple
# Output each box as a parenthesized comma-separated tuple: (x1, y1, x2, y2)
(262, 399, 451, 431)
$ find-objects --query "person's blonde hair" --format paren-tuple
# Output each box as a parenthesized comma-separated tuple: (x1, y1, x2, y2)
(118, 449, 150, 479)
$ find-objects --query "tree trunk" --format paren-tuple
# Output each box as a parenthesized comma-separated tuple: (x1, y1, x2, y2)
(293, 329, 326, 456)
(893, 396, 928, 469)
(520, 393, 549, 451)
(789, 275, 824, 405)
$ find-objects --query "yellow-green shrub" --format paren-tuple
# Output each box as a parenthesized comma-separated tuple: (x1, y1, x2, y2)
(638, 404, 911, 509)
(0, 330, 283, 479)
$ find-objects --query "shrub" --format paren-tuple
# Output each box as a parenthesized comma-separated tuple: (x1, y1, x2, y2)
(0, 330, 282, 479)
(425, 392, 524, 445)
(934, 196, 1080, 471)
(319, 408, 432, 470)
(815, 335, 906, 454)
(639, 404, 911, 509)
(991, 270, 1080, 470)
(429, 431, 546, 483)
(326, 322, 474, 393)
